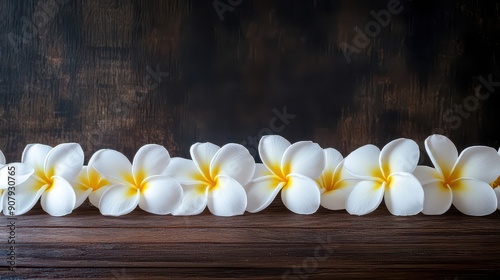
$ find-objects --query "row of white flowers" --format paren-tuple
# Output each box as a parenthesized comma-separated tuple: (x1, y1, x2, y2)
(1, 134, 500, 217)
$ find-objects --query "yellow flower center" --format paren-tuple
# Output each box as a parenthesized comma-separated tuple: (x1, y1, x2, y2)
(372, 165, 390, 188)
(269, 162, 289, 189)
(281, 177, 290, 189)
(207, 178, 218, 191)
(193, 164, 219, 193)
(441, 169, 462, 190)
(123, 173, 143, 191)
(88, 168, 109, 191)
(200, 173, 218, 191)
(34, 169, 54, 190)
(443, 177, 453, 187)
(318, 170, 336, 192)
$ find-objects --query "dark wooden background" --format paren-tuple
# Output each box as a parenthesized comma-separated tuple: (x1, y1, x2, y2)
(1, 0, 500, 161)
(1, 0, 500, 279)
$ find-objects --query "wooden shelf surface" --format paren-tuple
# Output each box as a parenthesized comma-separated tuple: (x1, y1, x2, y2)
(1, 201, 500, 279)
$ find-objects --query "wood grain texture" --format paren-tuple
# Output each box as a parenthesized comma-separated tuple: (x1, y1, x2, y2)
(1, 0, 500, 279)
(1, 201, 500, 279)
(1, 0, 500, 161)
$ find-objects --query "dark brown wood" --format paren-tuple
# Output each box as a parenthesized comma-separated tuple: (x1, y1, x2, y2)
(2, 0, 500, 278)
(1, 0, 500, 161)
(7, 268, 500, 280)
(1, 202, 500, 279)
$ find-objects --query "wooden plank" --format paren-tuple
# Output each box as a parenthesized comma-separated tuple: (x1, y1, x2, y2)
(4, 226, 500, 244)
(5, 242, 499, 269)
(1, 206, 499, 271)
(4, 268, 499, 280)
(1, 208, 500, 277)
(8, 203, 500, 230)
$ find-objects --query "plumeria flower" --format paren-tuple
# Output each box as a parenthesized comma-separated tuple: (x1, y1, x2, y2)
(163, 142, 255, 216)
(1, 150, 35, 214)
(91, 144, 183, 216)
(316, 148, 359, 210)
(414, 134, 500, 216)
(71, 153, 111, 209)
(491, 148, 500, 210)
(343, 138, 424, 216)
(8, 143, 84, 216)
(245, 135, 325, 215)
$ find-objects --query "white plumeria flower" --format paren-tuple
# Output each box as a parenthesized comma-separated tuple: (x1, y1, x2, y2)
(492, 148, 500, 210)
(8, 143, 84, 216)
(343, 138, 424, 216)
(1, 150, 35, 214)
(71, 153, 111, 209)
(164, 142, 255, 217)
(91, 144, 183, 216)
(316, 148, 359, 210)
(414, 135, 500, 216)
(245, 135, 325, 215)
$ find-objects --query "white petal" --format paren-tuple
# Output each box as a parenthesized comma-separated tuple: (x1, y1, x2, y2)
(451, 178, 497, 216)
(451, 146, 500, 183)
(90, 149, 132, 186)
(380, 138, 419, 177)
(5, 176, 47, 215)
(253, 163, 273, 179)
(132, 144, 171, 181)
(139, 176, 183, 215)
(345, 180, 384, 215)
(98, 184, 140, 216)
(210, 143, 255, 185)
(73, 183, 92, 209)
(163, 157, 203, 185)
(317, 149, 340, 189)
(190, 142, 220, 180)
(384, 172, 423, 216)
(41, 176, 76, 216)
(281, 141, 325, 179)
(324, 148, 343, 174)
(334, 160, 357, 181)
(320, 180, 356, 210)
(45, 143, 84, 181)
(258, 135, 291, 177)
(172, 184, 208, 216)
(343, 144, 382, 180)
(22, 144, 52, 170)
(74, 166, 89, 185)
(0, 162, 34, 189)
(413, 166, 442, 185)
(245, 176, 284, 213)
(425, 134, 458, 177)
(207, 175, 247, 216)
(321, 191, 341, 210)
(281, 173, 321, 214)
(0, 150, 5, 164)
(87, 153, 108, 186)
(89, 186, 110, 207)
(494, 187, 500, 210)
(422, 181, 452, 215)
